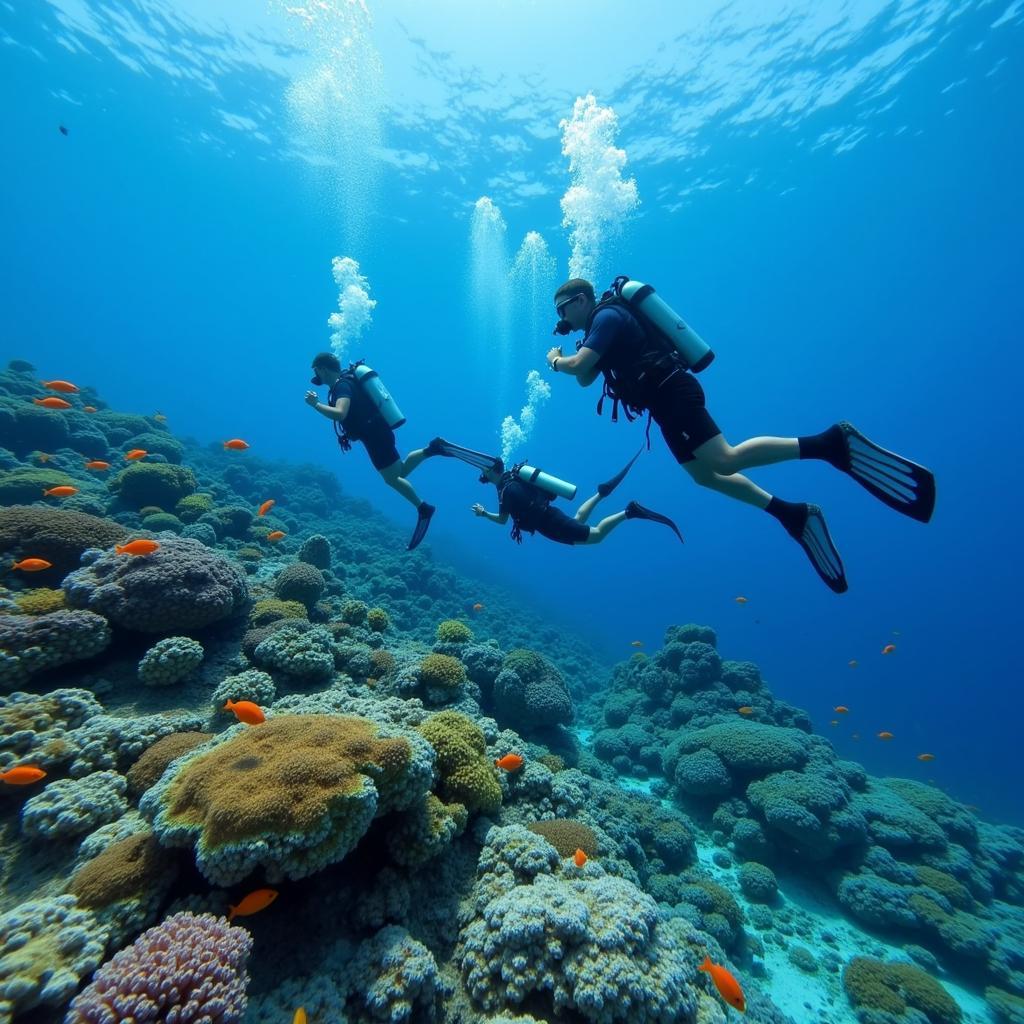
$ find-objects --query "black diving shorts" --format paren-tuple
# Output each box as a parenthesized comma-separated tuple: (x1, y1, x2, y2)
(535, 505, 591, 545)
(649, 369, 721, 464)
(358, 421, 401, 471)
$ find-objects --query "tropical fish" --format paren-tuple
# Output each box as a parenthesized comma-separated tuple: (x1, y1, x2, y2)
(573, 849, 588, 867)
(224, 699, 266, 725)
(267, 530, 286, 542)
(35, 452, 53, 463)
(84, 460, 111, 471)
(41, 380, 80, 393)
(124, 449, 148, 460)
(892, 630, 901, 636)
(224, 439, 250, 450)
(257, 499, 275, 516)
(882, 644, 896, 655)
(43, 486, 78, 498)
(734, 596, 748, 604)
(59, 124, 68, 136)
(154, 412, 167, 423)
(698, 954, 746, 1012)
(33, 397, 72, 409)
(472, 602, 485, 612)
(227, 888, 278, 921)
(116, 539, 160, 556)
(848, 660, 858, 668)
(11, 558, 53, 572)
(0, 765, 47, 785)
(630, 640, 644, 648)
(917, 753, 936, 762)
(494, 754, 524, 772)
(82, 406, 97, 413)
(294, 1011, 307, 1024)
(830, 719, 839, 727)
(737, 706, 753, 716)
(877, 731, 894, 741)
(852, 733, 861, 741)
(834, 705, 849, 714)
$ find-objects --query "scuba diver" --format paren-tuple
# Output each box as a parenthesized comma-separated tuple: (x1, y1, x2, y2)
(305, 352, 435, 550)
(425, 439, 682, 546)
(544, 277, 936, 593)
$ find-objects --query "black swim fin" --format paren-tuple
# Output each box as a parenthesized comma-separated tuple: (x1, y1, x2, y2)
(625, 501, 684, 543)
(784, 502, 848, 593)
(598, 447, 643, 497)
(408, 502, 435, 551)
(424, 437, 499, 471)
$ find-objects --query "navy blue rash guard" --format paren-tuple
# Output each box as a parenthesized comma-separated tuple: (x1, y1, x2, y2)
(580, 305, 646, 374)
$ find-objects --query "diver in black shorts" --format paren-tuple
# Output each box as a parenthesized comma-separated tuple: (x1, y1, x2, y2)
(305, 352, 435, 550)
(544, 278, 936, 593)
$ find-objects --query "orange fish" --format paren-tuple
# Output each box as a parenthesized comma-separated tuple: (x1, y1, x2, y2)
(573, 848, 588, 867)
(42, 380, 79, 393)
(35, 452, 53, 463)
(224, 699, 266, 725)
(882, 644, 896, 655)
(257, 499, 275, 516)
(11, 558, 54, 572)
(698, 954, 746, 1012)
(848, 660, 858, 668)
(917, 753, 936, 762)
(630, 640, 644, 648)
(43, 486, 78, 498)
(737, 706, 754, 716)
(267, 530, 286, 542)
(734, 596, 748, 604)
(0, 765, 47, 785)
(154, 413, 167, 423)
(33, 397, 72, 409)
(834, 705, 849, 714)
(224, 439, 250, 450)
(472, 602, 485, 612)
(84, 460, 111, 471)
(294, 1010, 307, 1024)
(116, 539, 160, 556)
(82, 406, 97, 413)
(227, 887, 278, 921)
(494, 754, 524, 772)
(877, 731, 894, 741)
(124, 449, 148, 460)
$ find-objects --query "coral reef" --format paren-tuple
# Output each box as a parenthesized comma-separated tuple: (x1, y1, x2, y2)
(0, 609, 111, 689)
(21, 770, 129, 839)
(137, 635, 204, 686)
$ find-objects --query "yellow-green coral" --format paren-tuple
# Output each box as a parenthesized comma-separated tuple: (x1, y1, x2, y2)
(914, 866, 974, 910)
(236, 546, 263, 562)
(537, 753, 566, 773)
(366, 607, 390, 632)
(369, 649, 396, 679)
(13, 588, 66, 615)
(436, 619, 473, 644)
(843, 957, 962, 1024)
(249, 598, 308, 627)
(419, 652, 466, 689)
(174, 493, 214, 523)
(417, 710, 501, 815)
(527, 819, 598, 857)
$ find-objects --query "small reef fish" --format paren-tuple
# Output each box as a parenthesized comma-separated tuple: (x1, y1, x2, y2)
(734, 596, 748, 604)
(494, 754, 524, 772)
(41, 380, 80, 393)
(154, 412, 167, 423)
(224, 699, 266, 725)
(698, 954, 746, 1013)
(0, 765, 47, 785)
(294, 1011, 307, 1024)
(848, 660, 858, 668)
(852, 733, 861, 741)
(257, 499, 275, 516)
(59, 124, 68, 136)
(12, 558, 54, 572)
(43, 486, 78, 498)
(224, 439, 250, 450)
(892, 630, 901, 636)
(227, 888, 278, 921)
(116, 539, 160, 556)
(737, 706, 754, 716)
(35, 452, 53, 463)
(834, 705, 849, 714)
(82, 406, 97, 413)
(267, 530, 286, 542)
(630, 640, 644, 648)
(917, 753, 936, 762)
(830, 720, 839, 727)
(882, 644, 896, 655)
(124, 449, 148, 460)
(84, 460, 111, 471)
(472, 602, 485, 612)
(33, 397, 72, 409)
(573, 849, 588, 867)
(877, 731, 894, 741)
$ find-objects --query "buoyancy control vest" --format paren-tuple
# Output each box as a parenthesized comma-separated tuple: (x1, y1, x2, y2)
(498, 462, 558, 544)
(328, 361, 405, 452)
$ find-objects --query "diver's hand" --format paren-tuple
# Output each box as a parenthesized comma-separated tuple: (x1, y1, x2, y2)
(471, 504, 486, 517)
(304, 391, 319, 408)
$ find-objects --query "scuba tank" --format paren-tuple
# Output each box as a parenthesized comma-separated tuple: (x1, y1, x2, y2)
(351, 363, 405, 429)
(515, 463, 577, 501)
(614, 277, 715, 373)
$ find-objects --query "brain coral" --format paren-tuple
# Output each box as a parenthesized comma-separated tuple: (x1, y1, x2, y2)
(526, 818, 598, 858)
(65, 912, 252, 1024)
(436, 619, 473, 644)
(274, 562, 325, 608)
(137, 635, 204, 686)
(493, 649, 573, 730)
(420, 652, 466, 689)
(108, 462, 197, 508)
(0, 609, 111, 690)
(63, 536, 249, 633)
(140, 714, 434, 884)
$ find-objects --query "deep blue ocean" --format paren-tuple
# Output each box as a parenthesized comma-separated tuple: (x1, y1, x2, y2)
(2, 0, 1022, 828)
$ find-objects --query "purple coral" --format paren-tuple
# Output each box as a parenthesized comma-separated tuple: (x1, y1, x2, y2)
(65, 911, 253, 1023)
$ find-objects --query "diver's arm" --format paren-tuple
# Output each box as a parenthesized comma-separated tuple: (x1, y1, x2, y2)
(471, 504, 508, 525)
(547, 345, 600, 381)
(306, 392, 349, 422)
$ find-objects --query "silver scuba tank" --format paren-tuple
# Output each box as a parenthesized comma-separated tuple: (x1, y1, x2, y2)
(517, 464, 577, 501)
(352, 364, 406, 429)
(617, 279, 715, 373)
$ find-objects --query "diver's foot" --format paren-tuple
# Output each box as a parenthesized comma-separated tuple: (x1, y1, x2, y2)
(408, 502, 435, 550)
(770, 499, 848, 593)
(424, 437, 448, 458)
(597, 447, 643, 498)
(625, 500, 684, 543)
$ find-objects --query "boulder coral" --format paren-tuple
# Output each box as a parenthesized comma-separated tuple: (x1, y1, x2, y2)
(417, 710, 503, 815)
(108, 462, 197, 509)
(493, 648, 573, 730)
(0, 505, 128, 580)
(21, 770, 128, 839)
(0, 609, 111, 690)
(137, 635, 204, 686)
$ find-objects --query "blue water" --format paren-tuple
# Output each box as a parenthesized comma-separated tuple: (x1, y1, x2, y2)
(2, 0, 1022, 824)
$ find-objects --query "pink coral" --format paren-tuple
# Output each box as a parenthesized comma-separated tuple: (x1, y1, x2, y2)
(65, 911, 252, 1023)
